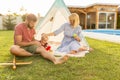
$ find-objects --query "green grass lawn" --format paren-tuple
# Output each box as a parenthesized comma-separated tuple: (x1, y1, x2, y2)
(0, 31, 120, 80)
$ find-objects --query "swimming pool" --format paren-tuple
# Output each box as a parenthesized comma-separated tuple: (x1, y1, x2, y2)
(84, 29, 120, 36)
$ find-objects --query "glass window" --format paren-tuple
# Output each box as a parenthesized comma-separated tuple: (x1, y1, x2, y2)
(99, 13, 106, 29)
(99, 13, 106, 22)
(107, 13, 115, 29)
(98, 12, 115, 29)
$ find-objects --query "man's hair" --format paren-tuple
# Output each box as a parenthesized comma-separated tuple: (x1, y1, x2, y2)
(26, 13, 37, 22)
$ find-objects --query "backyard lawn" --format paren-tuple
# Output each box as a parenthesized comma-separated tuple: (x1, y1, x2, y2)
(0, 30, 120, 80)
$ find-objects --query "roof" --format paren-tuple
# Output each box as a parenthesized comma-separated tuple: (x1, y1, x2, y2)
(68, 3, 119, 9)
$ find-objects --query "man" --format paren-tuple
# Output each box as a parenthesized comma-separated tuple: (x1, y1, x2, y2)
(10, 13, 68, 64)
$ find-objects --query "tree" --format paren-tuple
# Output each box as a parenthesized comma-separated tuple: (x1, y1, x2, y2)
(0, 13, 2, 16)
(21, 13, 28, 21)
(117, 7, 120, 29)
(3, 14, 16, 30)
(117, 14, 120, 29)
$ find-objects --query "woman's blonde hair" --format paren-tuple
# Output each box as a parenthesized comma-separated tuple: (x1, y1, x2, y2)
(69, 13, 80, 27)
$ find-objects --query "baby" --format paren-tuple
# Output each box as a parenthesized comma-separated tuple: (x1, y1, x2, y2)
(39, 34, 51, 51)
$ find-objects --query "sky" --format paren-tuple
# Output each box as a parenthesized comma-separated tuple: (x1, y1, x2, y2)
(0, 0, 120, 16)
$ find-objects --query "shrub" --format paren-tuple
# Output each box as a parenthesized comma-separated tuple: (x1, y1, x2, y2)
(117, 14, 120, 29)
(2, 14, 16, 30)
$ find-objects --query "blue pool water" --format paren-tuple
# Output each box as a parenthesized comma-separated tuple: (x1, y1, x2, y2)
(84, 29, 120, 36)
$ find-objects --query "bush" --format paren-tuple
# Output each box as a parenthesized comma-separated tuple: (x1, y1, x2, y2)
(117, 14, 120, 29)
(21, 13, 28, 21)
(2, 14, 16, 30)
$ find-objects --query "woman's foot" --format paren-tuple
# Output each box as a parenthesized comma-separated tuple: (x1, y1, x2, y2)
(69, 50, 77, 54)
(88, 48, 93, 52)
(78, 47, 93, 52)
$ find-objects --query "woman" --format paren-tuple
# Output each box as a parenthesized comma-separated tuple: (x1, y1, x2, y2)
(45, 13, 92, 54)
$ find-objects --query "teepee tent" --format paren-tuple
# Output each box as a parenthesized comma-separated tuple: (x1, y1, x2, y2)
(35, 0, 70, 42)
(35, 0, 89, 57)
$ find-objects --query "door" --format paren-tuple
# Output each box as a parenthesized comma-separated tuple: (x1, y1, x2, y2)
(98, 12, 115, 29)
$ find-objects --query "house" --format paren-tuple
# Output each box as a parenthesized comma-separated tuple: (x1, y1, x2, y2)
(68, 4, 119, 29)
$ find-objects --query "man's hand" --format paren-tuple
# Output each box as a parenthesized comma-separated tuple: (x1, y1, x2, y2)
(30, 41, 41, 46)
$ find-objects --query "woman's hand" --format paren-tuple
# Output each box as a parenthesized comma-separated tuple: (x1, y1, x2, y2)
(73, 34, 81, 42)
(42, 32, 55, 36)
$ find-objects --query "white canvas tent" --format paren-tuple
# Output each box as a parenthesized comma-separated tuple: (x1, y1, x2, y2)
(35, 0, 89, 57)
